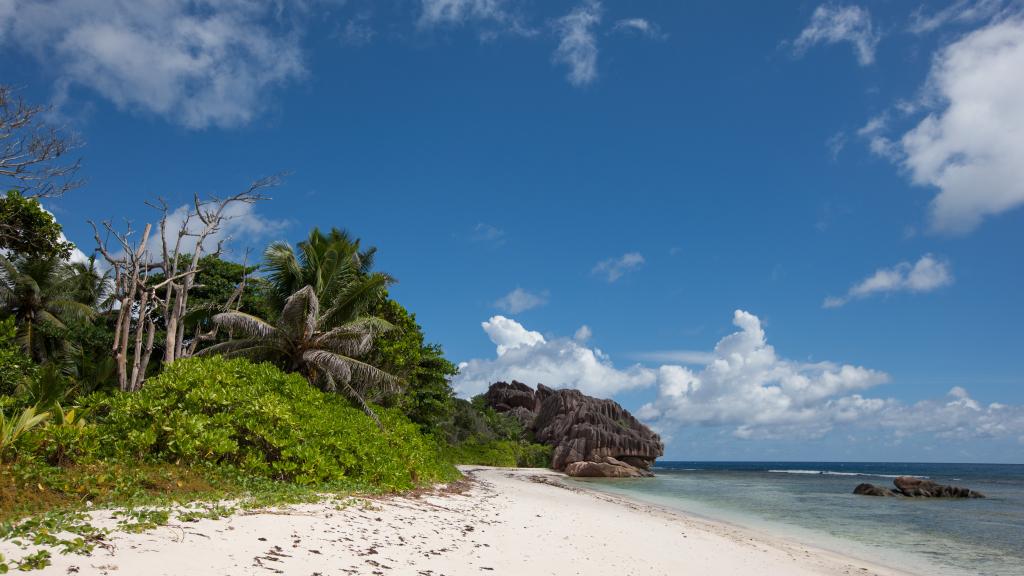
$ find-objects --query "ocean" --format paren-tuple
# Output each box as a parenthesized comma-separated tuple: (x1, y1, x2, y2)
(570, 462, 1024, 576)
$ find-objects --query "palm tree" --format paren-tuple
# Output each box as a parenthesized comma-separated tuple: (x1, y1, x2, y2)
(262, 227, 393, 325)
(0, 255, 95, 363)
(67, 256, 115, 312)
(199, 286, 399, 427)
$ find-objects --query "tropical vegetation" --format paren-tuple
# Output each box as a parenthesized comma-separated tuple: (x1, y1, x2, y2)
(0, 88, 548, 570)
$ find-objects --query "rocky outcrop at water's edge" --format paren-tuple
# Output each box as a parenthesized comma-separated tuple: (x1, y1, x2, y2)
(482, 381, 664, 479)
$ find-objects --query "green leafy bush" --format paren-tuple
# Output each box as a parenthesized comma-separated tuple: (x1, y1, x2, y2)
(21, 421, 100, 466)
(444, 439, 552, 468)
(514, 442, 553, 468)
(0, 319, 33, 398)
(89, 356, 457, 490)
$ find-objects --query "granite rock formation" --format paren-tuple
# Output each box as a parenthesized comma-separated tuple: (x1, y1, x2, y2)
(853, 476, 985, 498)
(482, 381, 664, 478)
(853, 483, 897, 497)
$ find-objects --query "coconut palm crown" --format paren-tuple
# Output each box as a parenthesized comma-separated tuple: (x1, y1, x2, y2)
(200, 285, 399, 427)
(0, 254, 96, 363)
(262, 227, 392, 325)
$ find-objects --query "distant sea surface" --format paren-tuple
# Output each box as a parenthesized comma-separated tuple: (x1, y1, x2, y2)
(571, 462, 1024, 576)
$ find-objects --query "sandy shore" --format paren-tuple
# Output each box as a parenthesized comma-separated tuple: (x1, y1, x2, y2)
(1, 466, 919, 575)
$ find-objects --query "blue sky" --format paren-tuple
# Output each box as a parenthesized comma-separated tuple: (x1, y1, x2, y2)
(2, 0, 1023, 462)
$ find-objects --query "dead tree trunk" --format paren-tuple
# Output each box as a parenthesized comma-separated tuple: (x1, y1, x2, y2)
(90, 176, 279, 391)
(152, 176, 277, 366)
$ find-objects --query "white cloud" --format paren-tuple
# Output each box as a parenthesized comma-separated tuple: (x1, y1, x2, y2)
(872, 386, 1024, 440)
(909, 0, 1009, 34)
(553, 0, 602, 87)
(0, 0, 306, 129)
(792, 3, 880, 66)
(640, 311, 890, 439)
(826, 131, 847, 160)
(612, 18, 666, 40)
(493, 287, 548, 313)
(632, 350, 716, 365)
(898, 18, 1024, 233)
(339, 13, 375, 47)
(856, 114, 901, 160)
(592, 252, 644, 282)
(641, 310, 1024, 441)
(456, 310, 1024, 443)
(161, 200, 289, 257)
(418, 0, 509, 27)
(471, 222, 506, 245)
(453, 315, 657, 398)
(824, 254, 953, 308)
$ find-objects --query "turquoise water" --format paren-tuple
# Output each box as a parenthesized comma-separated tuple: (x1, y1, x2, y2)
(571, 462, 1024, 576)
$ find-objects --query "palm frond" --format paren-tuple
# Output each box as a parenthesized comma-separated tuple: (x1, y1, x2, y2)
(303, 349, 402, 397)
(197, 338, 283, 362)
(48, 299, 96, 323)
(278, 285, 318, 339)
(313, 317, 392, 356)
(211, 311, 276, 339)
(263, 241, 304, 307)
(321, 272, 393, 328)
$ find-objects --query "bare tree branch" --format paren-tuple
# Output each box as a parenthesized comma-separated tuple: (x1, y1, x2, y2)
(0, 85, 84, 198)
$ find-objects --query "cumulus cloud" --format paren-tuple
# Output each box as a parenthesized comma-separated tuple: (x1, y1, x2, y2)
(453, 315, 657, 398)
(553, 0, 602, 86)
(455, 310, 1024, 443)
(0, 0, 306, 129)
(638, 311, 890, 439)
(493, 287, 548, 313)
(592, 252, 644, 282)
(792, 3, 880, 66)
(612, 18, 666, 40)
(823, 254, 953, 308)
(631, 350, 716, 365)
(639, 310, 1024, 441)
(898, 18, 1024, 233)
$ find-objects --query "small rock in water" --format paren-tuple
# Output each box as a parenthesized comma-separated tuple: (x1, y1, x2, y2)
(852, 476, 985, 498)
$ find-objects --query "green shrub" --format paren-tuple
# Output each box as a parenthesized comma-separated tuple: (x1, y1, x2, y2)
(21, 422, 100, 466)
(89, 357, 457, 490)
(514, 442, 553, 468)
(0, 319, 33, 398)
(444, 439, 552, 468)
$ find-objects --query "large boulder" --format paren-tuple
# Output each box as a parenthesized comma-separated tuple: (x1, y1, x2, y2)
(853, 476, 984, 498)
(565, 457, 654, 478)
(481, 382, 664, 478)
(483, 381, 537, 412)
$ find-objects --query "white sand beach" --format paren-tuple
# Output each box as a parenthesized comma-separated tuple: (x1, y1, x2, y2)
(2, 466, 919, 576)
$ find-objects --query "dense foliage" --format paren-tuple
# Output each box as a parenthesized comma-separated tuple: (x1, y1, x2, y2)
(371, 299, 458, 432)
(0, 190, 74, 260)
(89, 357, 457, 489)
(0, 254, 97, 364)
(0, 139, 553, 569)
